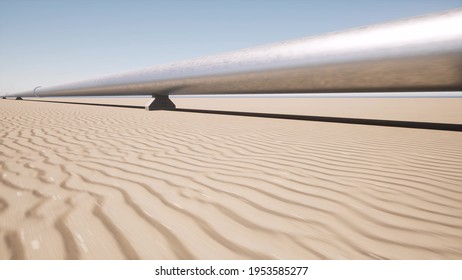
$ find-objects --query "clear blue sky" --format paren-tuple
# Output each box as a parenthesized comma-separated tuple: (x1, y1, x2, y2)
(1, 0, 461, 93)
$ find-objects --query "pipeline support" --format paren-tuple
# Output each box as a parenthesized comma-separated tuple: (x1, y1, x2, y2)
(145, 95, 176, 111)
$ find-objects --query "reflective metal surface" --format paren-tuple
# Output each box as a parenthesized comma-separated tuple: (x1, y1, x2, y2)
(9, 8, 462, 98)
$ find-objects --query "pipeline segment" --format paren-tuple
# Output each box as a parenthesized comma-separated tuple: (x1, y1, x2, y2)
(8, 9, 462, 101)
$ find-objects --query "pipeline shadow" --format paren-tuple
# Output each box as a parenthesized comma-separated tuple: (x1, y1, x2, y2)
(18, 98, 462, 132)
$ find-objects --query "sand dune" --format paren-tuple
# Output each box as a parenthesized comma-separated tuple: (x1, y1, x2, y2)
(1, 99, 461, 259)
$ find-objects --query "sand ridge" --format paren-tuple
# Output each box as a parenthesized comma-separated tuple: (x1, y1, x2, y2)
(1, 99, 462, 259)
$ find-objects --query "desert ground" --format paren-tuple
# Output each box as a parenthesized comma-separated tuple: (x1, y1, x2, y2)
(0, 97, 461, 259)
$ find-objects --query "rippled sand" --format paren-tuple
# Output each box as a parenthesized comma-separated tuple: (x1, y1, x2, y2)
(1, 99, 461, 259)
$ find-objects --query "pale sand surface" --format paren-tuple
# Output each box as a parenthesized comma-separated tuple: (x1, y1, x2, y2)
(1, 99, 461, 259)
(27, 97, 462, 124)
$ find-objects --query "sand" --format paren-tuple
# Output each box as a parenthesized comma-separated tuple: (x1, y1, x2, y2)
(0, 98, 461, 259)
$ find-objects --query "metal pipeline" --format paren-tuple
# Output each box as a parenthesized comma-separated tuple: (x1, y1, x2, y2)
(9, 8, 462, 98)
